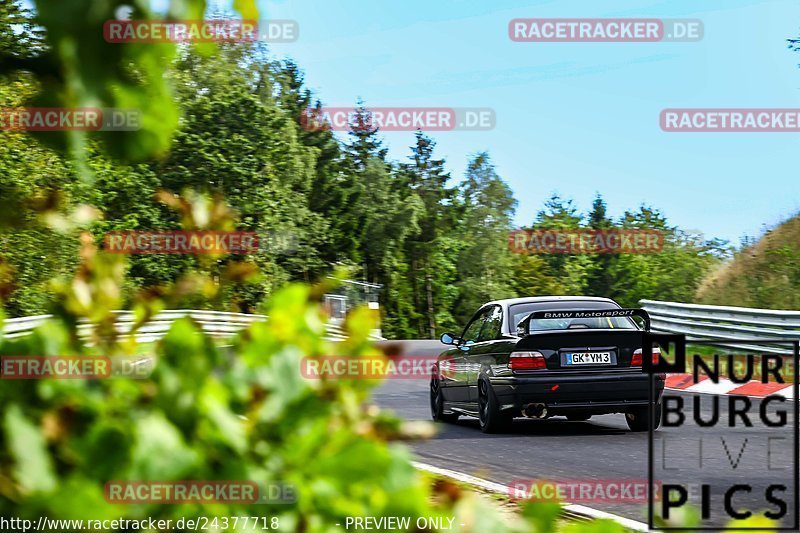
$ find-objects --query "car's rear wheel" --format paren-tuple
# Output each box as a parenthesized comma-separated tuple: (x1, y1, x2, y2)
(626, 402, 661, 432)
(430, 375, 458, 423)
(566, 413, 592, 421)
(478, 379, 512, 433)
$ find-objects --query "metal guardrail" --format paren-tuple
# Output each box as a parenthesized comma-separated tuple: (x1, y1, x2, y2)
(639, 299, 800, 354)
(2, 310, 384, 344)
(10, 300, 796, 352)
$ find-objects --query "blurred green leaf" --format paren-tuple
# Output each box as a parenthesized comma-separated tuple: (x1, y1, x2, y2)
(127, 412, 199, 480)
(520, 501, 563, 533)
(4, 403, 57, 494)
(233, 0, 259, 21)
(726, 514, 778, 532)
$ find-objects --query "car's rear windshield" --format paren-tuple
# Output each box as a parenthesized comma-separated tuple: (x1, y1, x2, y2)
(509, 301, 638, 333)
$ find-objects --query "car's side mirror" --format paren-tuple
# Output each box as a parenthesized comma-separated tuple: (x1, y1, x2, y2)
(440, 332, 459, 345)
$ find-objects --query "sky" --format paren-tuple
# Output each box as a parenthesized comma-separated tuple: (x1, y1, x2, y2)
(168, 0, 799, 243)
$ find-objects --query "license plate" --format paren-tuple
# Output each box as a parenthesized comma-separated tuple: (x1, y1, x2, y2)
(565, 352, 612, 365)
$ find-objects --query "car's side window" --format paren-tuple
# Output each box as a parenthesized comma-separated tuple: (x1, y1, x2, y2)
(478, 306, 503, 342)
(462, 309, 489, 343)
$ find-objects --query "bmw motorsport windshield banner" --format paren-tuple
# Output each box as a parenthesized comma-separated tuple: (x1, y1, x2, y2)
(517, 308, 651, 334)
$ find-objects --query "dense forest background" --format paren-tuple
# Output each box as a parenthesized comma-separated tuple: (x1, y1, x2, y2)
(3, 2, 785, 340)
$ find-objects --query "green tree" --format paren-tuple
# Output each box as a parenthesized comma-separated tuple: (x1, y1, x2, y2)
(607, 206, 718, 307)
(0, 60, 80, 316)
(400, 133, 456, 337)
(0, 0, 43, 59)
(279, 73, 361, 266)
(452, 153, 517, 325)
(532, 194, 589, 294)
(584, 193, 615, 298)
(156, 44, 328, 295)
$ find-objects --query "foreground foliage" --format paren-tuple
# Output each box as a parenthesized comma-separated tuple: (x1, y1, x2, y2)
(0, 229, 776, 531)
(0, 229, 633, 532)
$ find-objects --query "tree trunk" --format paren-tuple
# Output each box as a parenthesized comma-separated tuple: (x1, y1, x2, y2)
(426, 262, 436, 339)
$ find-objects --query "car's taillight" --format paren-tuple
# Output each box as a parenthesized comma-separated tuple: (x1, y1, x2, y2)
(632, 347, 661, 366)
(509, 351, 546, 371)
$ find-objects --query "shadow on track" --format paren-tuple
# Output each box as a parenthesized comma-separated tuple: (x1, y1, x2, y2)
(432, 417, 628, 439)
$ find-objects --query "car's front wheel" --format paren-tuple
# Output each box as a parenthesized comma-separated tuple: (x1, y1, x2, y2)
(626, 403, 662, 432)
(430, 375, 459, 423)
(478, 378, 512, 433)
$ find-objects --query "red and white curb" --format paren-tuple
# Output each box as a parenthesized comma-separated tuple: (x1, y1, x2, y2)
(665, 374, 795, 398)
(413, 461, 649, 532)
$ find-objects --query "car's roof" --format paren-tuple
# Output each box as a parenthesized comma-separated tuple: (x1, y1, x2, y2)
(463, 296, 625, 335)
(485, 296, 619, 308)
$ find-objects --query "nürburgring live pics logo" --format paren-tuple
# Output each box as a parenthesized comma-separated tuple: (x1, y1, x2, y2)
(643, 334, 798, 530)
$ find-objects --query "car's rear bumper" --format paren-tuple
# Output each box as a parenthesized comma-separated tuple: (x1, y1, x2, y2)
(490, 371, 665, 415)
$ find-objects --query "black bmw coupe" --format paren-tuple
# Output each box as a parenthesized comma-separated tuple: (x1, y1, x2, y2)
(430, 296, 665, 433)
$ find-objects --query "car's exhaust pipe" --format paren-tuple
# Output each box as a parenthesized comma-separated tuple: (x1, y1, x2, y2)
(522, 403, 548, 419)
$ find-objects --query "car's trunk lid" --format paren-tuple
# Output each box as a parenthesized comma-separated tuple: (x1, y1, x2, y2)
(515, 329, 645, 370)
